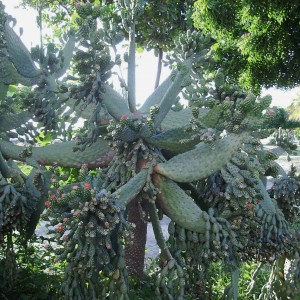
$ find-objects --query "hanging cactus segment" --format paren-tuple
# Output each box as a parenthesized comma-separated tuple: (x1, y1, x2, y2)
(43, 165, 134, 299)
(270, 175, 300, 220)
(0, 171, 36, 242)
(153, 173, 207, 233)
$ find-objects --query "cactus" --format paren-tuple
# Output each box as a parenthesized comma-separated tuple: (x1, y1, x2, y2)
(0, 1, 300, 299)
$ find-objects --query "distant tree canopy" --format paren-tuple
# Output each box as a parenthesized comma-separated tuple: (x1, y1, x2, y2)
(287, 95, 300, 120)
(20, 0, 194, 51)
(20, 0, 300, 95)
(193, 0, 300, 94)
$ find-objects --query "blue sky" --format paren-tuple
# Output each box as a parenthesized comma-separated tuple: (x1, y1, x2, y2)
(2, 0, 300, 108)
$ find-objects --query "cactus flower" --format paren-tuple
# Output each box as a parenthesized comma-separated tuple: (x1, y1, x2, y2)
(84, 183, 91, 189)
(50, 194, 56, 200)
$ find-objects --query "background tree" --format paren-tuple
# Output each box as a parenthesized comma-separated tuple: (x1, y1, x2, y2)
(0, 1, 300, 299)
(20, 0, 195, 89)
(193, 0, 300, 94)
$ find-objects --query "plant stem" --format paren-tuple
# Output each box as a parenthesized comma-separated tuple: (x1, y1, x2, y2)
(127, 21, 136, 112)
(37, 1, 43, 65)
(154, 48, 163, 90)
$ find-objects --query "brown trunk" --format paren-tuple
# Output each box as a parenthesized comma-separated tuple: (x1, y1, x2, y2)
(125, 195, 148, 277)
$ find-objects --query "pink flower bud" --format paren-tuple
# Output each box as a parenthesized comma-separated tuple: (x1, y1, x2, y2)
(50, 194, 56, 200)
(84, 183, 91, 189)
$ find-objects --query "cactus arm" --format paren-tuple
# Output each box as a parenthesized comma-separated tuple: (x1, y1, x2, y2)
(154, 133, 247, 183)
(113, 169, 148, 207)
(127, 20, 136, 112)
(0, 83, 8, 100)
(0, 138, 112, 168)
(101, 84, 130, 119)
(160, 107, 194, 131)
(148, 201, 172, 260)
(153, 174, 207, 233)
(54, 33, 76, 79)
(145, 126, 198, 153)
(255, 179, 276, 215)
(140, 74, 173, 113)
(0, 56, 32, 85)
(153, 65, 190, 128)
(223, 268, 239, 300)
(4, 21, 40, 79)
(153, 62, 192, 128)
(201, 105, 223, 128)
(0, 110, 33, 131)
(0, 150, 11, 178)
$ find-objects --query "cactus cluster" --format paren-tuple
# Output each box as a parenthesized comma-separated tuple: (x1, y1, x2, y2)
(43, 164, 133, 299)
(270, 174, 300, 221)
(0, 1, 300, 299)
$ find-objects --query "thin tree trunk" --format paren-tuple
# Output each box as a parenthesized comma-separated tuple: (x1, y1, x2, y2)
(154, 48, 163, 90)
(125, 195, 149, 277)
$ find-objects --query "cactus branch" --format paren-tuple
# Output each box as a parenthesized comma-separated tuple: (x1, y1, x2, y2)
(153, 174, 207, 233)
(127, 19, 136, 112)
(145, 126, 198, 153)
(0, 110, 33, 132)
(54, 33, 76, 79)
(154, 133, 247, 183)
(140, 73, 173, 113)
(4, 21, 40, 79)
(0, 83, 8, 100)
(148, 200, 172, 260)
(154, 64, 191, 128)
(102, 84, 130, 119)
(0, 138, 113, 168)
(113, 169, 148, 207)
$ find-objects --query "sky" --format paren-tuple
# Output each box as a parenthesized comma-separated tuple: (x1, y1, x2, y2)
(2, 0, 300, 108)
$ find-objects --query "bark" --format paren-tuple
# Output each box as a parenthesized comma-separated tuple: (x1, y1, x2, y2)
(125, 195, 149, 277)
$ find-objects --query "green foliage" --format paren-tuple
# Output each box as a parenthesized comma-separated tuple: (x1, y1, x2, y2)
(193, 0, 300, 93)
(0, 234, 64, 300)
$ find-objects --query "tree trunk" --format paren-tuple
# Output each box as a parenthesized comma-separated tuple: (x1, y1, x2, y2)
(125, 195, 149, 277)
